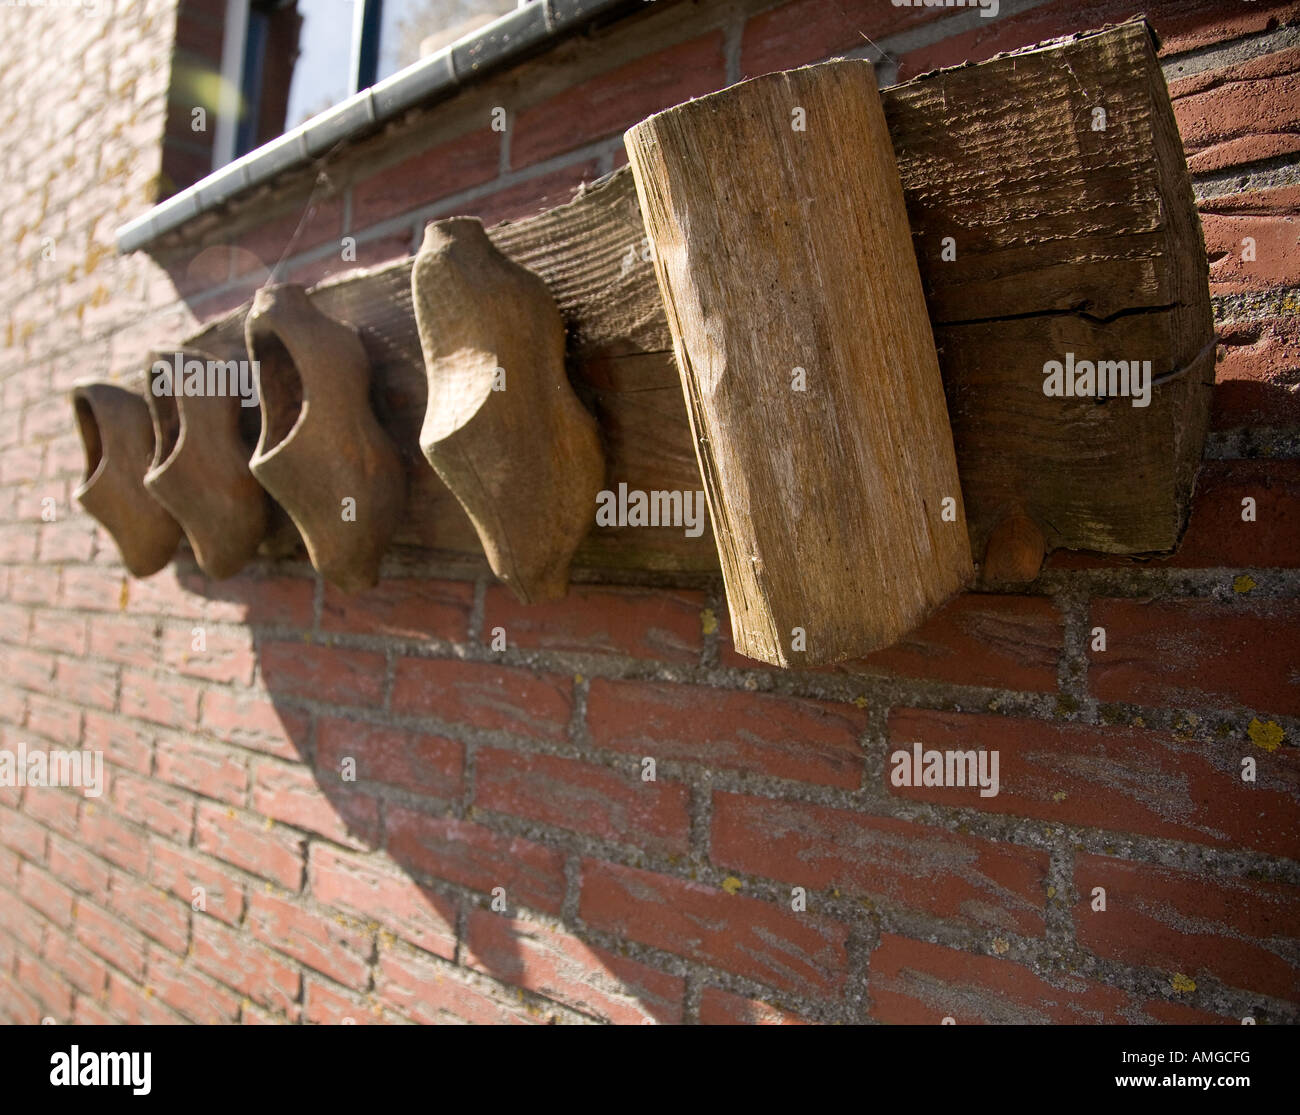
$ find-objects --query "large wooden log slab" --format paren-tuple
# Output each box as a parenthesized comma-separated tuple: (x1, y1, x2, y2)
(624, 61, 973, 666)
(885, 19, 1214, 565)
(164, 18, 1211, 585)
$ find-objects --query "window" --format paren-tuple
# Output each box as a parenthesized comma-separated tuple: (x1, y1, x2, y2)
(215, 0, 523, 168)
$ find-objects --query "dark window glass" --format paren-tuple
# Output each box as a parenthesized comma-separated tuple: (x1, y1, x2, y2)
(236, 0, 355, 157)
(234, 0, 526, 160)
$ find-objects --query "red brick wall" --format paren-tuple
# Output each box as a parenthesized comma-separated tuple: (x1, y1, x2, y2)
(1, 0, 1298, 1025)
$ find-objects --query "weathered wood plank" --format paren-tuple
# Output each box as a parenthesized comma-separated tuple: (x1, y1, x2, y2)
(886, 19, 1214, 562)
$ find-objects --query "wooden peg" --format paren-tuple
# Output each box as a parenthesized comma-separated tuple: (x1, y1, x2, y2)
(981, 511, 1047, 587)
(245, 284, 405, 593)
(144, 348, 269, 579)
(625, 60, 972, 666)
(71, 380, 181, 577)
(412, 217, 605, 603)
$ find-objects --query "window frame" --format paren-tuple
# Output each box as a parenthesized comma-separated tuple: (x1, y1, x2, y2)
(211, 0, 455, 172)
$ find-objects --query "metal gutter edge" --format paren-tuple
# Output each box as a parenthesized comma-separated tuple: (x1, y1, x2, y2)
(116, 0, 641, 254)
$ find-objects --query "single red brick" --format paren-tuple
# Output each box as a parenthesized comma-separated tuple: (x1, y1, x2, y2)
(579, 859, 850, 997)
(869, 933, 1129, 1024)
(1203, 210, 1299, 295)
(79, 804, 150, 875)
(587, 679, 865, 788)
(698, 986, 810, 1025)
(284, 232, 413, 287)
(1075, 853, 1300, 1000)
(89, 614, 159, 669)
(321, 577, 473, 642)
(464, 908, 683, 1024)
(195, 801, 305, 890)
(26, 693, 82, 745)
(1166, 460, 1300, 568)
(146, 952, 241, 1024)
(352, 128, 500, 226)
(512, 34, 724, 168)
(39, 520, 98, 564)
(893, 0, 1299, 83)
(0, 684, 24, 727)
(8, 646, 54, 691)
(200, 686, 307, 759)
(0, 883, 44, 951)
(120, 566, 207, 622)
(22, 787, 82, 841)
(16, 952, 73, 1021)
(0, 806, 49, 863)
(149, 840, 245, 926)
(1187, 133, 1300, 176)
(250, 758, 380, 847)
(1089, 598, 1300, 716)
(109, 872, 190, 956)
(1211, 316, 1300, 429)
(82, 712, 153, 775)
(1173, 49, 1300, 168)
(248, 890, 373, 989)
(59, 565, 125, 612)
(23, 395, 75, 442)
(28, 611, 85, 655)
(76, 899, 147, 980)
(12, 565, 60, 608)
(162, 622, 256, 685)
(228, 194, 345, 277)
(303, 975, 386, 1025)
(154, 733, 248, 804)
(105, 971, 185, 1025)
(888, 708, 1300, 859)
(472, 160, 602, 226)
(0, 842, 17, 882)
(19, 862, 76, 927)
(836, 594, 1062, 691)
(260, 641, 386, 708)
(391, 658, 572, 742)
(1151, 0, 1300, 54)
(0, 601, 30, 645)
(112, 771, 195, 842)
(47, 835, 111, 899)
(483, 584, 706, 663)
(191, 915, 300, 1013)
(475, 747, 690, 856)
(315, 716, 463, 802)
(0, 444, 43, 484)
(744, 0, 943, 78)
(53, 657, 117, 712)
(72, 995, 116, 1025)
(0, 979, 43, 1024)
(196, 574, 315, 628)
(712, 792, 1047, 936)
(120, 669, 201, 728)
(375, 944, 541, 1025)
(308, 844, 457, 959)
(43, 930, 108, 997)
(385, 804, 567, 914)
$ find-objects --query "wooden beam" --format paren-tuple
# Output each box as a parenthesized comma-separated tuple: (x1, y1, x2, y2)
(170, 18, 1212, 589)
